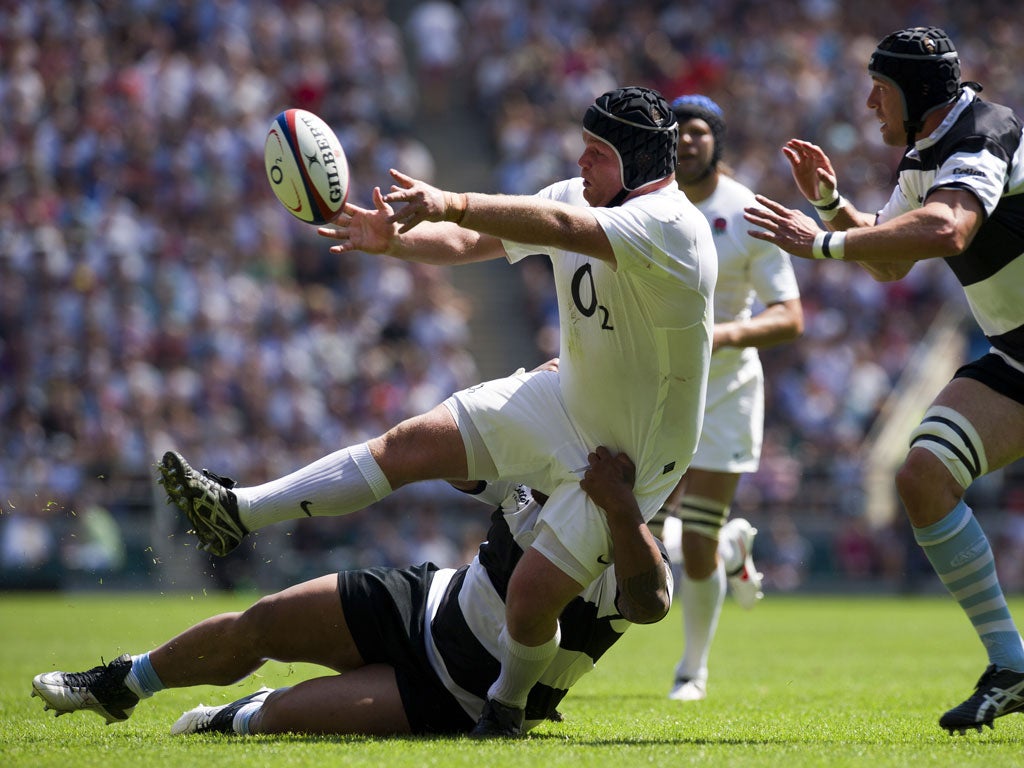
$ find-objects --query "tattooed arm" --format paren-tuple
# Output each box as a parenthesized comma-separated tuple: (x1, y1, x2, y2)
(580, 447, 671, 624)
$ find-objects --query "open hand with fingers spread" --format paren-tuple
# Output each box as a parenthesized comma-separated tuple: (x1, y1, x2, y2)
(782, 139, 839, 204)
(317, 186, 397, 255)
(743, 195, 822, 259)
(316, 168, 469, 252)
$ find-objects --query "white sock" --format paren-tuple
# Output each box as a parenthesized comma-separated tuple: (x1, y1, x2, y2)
(487, 626, 561, 709)
(234, 687, 287, 735)
(675, 560, 726, 682)
(235, 443, 392, 532)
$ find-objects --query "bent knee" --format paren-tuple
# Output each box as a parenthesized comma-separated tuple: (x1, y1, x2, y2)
(237, 593, 285, 639)
(896, 449, 964, 522)
(681, 531, 718, 579)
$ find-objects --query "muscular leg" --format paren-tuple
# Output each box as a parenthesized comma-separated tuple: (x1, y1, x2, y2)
(238, 403, 470, 531)
(251, 665, 410, 736)
(897, 378, 1024, 672)
(897, 378, 1024, 526)
(677, 470, 742, 579)
(485, 547, 584, 710)
(369, 403, 470, 487)
(150, 574, 361, 687)
(504, 547, 584, 645)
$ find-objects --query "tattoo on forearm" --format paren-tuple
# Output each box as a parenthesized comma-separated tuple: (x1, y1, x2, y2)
(617, 566, 670, 624)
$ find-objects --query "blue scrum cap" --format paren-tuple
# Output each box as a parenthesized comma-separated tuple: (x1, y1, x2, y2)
(671, 94, 726, 167)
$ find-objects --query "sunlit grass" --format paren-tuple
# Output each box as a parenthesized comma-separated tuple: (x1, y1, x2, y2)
(2, 591, 1022, 767)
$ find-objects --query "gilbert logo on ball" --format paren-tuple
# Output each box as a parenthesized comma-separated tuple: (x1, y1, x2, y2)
(264, 109, 349, 224)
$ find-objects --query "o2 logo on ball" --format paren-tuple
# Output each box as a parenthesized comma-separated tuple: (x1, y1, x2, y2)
(265, 129, 305, 215)
(264, 109, 350, 225)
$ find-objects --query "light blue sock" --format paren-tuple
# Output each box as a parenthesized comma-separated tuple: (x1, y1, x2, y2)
(126, 652, 165, 698)
(914, 500, 1024, 671)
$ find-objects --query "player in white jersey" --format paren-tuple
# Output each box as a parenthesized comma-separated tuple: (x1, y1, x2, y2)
(32, 446, 671, 737)
(744, 27, 1024, 733)
(160, 86, 715, 737)
(649, 95, 803, 703)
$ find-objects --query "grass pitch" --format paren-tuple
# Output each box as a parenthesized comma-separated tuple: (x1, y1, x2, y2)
(2, 590, 1022, 767)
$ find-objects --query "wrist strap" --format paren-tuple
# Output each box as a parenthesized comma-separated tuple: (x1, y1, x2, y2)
(812, 231, 846, 260)
(812, 191, 844, 222)
(443, 192, 468, 224)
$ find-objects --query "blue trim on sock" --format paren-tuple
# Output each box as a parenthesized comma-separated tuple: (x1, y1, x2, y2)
(235, 705, 255, 736)
(130, 652, 166, 694)
(913, 500, 971, 547)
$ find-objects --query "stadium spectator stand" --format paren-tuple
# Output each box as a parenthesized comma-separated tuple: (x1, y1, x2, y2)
(1, 0, 1022, 593)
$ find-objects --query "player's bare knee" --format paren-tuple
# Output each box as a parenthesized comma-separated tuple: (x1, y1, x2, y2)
(677, 494, 729, 578)
(896, 449, 965, 523)
(681, 532, 718, 579)
(895, 450, 931, 502)
(505, 599, 558, 643)
(373, 409, 466, 485)
(237, 594, 285, 646)
(505, 567, 566, 642)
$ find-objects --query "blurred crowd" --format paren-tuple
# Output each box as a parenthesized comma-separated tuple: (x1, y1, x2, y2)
(0, 0, 483, 588)
(1, 0, 1023, 594)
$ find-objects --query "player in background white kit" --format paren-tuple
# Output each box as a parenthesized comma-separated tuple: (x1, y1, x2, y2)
(653, 95, 803, 703)
(159, 87, 716, 738)
(32, 445, 671, 737)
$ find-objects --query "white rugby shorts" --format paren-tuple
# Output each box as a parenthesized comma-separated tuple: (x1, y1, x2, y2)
(690, 359, 763, 474)
(443, 369, 670, 585)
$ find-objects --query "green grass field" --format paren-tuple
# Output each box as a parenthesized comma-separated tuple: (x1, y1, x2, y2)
(2, 591, 1022, 767)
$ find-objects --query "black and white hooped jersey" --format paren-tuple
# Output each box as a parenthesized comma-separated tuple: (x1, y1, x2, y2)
(422, 481, 671, 731)
(877, 87, 1024, 365)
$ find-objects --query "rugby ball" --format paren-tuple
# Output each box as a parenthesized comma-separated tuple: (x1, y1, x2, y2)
(264, 109, 349, 224)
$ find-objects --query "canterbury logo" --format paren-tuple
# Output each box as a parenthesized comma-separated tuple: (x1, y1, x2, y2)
(950, 537, 989, 568)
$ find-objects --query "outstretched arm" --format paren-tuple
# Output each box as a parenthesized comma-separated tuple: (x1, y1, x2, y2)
(317, 186, 506, 266)
(777, 139, 907, 280)
(321, 169, 616, 266)
(743, 188, 983, 282)
(580, 446, 670, 624)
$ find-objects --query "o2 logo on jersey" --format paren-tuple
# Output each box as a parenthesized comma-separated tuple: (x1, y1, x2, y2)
(571, 264, 614, 330)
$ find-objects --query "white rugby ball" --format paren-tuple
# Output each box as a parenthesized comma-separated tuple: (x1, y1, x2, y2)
(264, 109, 349, 224)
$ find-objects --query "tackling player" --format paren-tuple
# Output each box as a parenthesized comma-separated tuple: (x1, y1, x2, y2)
(32, 447, 671, 737)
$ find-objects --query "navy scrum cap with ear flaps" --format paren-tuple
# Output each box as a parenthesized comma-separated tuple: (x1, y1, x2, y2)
(671, 94, 726, 168)
(868, 26, 964, 145)
(583, 86, 678, 205)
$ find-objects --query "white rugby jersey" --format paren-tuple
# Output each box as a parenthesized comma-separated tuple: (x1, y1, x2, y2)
(696, 174, 800, 384)
(876, 87, 1024, 365)
(502, 180, 717, 499)
(423, 481, 672, 730)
